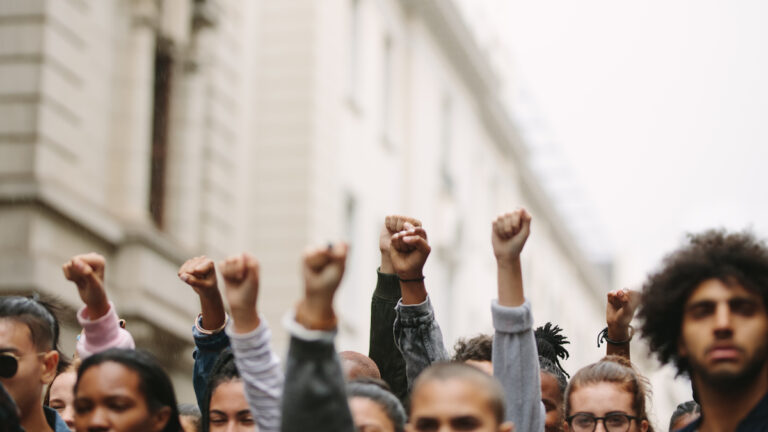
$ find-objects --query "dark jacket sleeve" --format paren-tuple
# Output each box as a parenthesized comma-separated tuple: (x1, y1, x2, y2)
(192, 315, 231, 409)
(280, 333, 355, 432)
(369, 269, 409, 402)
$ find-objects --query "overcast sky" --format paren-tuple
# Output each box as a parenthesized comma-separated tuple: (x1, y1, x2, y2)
(501, 0, 768, 285)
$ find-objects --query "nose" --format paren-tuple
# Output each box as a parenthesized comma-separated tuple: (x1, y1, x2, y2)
(714, 303, 734, 338)
(594, 420, 608, 432)
(85, 406, 110, 431)
(62, 404, 76, 428)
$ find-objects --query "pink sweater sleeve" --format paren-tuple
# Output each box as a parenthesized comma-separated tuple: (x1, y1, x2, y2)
(76, 302, 136, 358)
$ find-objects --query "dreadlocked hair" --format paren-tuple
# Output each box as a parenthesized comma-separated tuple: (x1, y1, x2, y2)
(535, 322, 570, 378)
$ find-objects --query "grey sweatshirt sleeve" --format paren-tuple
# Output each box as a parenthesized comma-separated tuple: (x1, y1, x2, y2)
(226, 320, 283, 432)
(491, 299, 545, 432)
(393, 296, 450, 391)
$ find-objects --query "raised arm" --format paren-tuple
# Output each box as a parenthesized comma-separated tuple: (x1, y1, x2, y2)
(369, 215, 421, 402)
(603, 288, 640, 359)
(178, 256, 230, 408)
(220, 252, 282, 432)
(281, 243, 355, 432)
(62, 253, 135, 358)
(390, 222, 449, 391)
(490, 209, 545, 432)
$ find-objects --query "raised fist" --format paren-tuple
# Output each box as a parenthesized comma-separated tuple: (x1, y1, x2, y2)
(491, 209, 532, 264)
(219, 253, 260, 314)
(606, 288, 641, 331)
(389, 224, 430, 280)
(178, 256, 218, 298)
(380, 215, 422, 274)
(303, 243, 348, 299)
(62, 253, 109, 319)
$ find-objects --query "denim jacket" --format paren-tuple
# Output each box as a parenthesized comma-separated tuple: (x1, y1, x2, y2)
(394, 296, 545, 432)
(192, 315, 230, 409)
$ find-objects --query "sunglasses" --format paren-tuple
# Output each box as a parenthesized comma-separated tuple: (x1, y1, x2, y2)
(0, 352, 47, 379)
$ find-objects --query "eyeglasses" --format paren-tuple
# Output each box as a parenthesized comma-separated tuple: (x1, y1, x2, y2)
(566, 413, 638, 432)
(0, 351, 47, 379)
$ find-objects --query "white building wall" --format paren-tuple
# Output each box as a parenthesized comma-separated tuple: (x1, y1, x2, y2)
(0, 0, 644, 409)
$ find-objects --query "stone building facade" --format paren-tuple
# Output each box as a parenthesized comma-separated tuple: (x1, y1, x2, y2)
(0, 0, 619, 405)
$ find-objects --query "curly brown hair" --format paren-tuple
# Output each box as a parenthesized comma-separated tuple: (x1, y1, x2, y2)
(452, 334, 492, 362)
(638, 229, 768, 376)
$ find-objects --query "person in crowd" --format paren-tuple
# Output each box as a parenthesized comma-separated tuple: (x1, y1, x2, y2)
(277, 243, 407, 432)
(341, 350, 382, 380)
(600, 288, 641, 360)
(48, 358, 80, 429)
(408, 362, 514, 432)
(178, 403, 202, 432)
(391, 209, 544, 431)
(347, 378, 407, 432)
(564, 356, 652, 432)
(72, 348, 182, 432)
(199, 348, 256, 432)
(178, 256, 231, 409)
(48, 253, 136, 429)
(638, 230, 768, 431)
(668, 401, 700, 432)
(536, 323, 571, 432)
(0, 296, 68, 431)
(369, 215, 422, 403)
(219, 251, 283, 431)
(453, 334, 493, 375)
(0, 381, 23, 432)
(62, 253, 135, 357)
(280, 242, 355, 432)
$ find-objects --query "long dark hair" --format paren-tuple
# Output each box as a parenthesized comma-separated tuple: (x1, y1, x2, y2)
(75, 348, 182, 432)
(201, 348, 241, 432)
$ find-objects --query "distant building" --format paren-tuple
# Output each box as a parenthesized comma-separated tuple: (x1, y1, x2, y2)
(0, 0, 611, 403)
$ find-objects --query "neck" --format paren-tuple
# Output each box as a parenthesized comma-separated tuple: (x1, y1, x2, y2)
(695, 365, 768, 432)
(22, 404, 54, 432)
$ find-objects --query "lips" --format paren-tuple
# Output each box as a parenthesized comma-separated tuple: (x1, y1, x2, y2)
(706, 345, 743, 361)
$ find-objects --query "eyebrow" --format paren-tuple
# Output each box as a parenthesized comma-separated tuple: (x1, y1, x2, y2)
(0, 347, 21, 354)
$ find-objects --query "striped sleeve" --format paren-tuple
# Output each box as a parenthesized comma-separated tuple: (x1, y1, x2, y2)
(226, 320, 283, 432)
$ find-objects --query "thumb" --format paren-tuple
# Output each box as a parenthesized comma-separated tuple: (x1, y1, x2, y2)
(73, 258, 102, 289)
(403, 236, 430, 255)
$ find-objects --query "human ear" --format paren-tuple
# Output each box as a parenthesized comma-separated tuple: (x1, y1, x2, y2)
(150, 406, 172, 432)
(40, 350, 59, 384)
(640, 419, 649, 432)
(677, 337, 688, 358)
(499, 421, 514, 432)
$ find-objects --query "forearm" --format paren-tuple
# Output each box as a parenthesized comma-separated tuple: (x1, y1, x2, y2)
(199, 291, 227, 331)
(394, 297, 449, 392)
(227, 320, 283, 432)
(605, 325, 631, 359)
(370, 270, 408, 401)
(492, 299, 544, 431)
(497, 259, 524, 307)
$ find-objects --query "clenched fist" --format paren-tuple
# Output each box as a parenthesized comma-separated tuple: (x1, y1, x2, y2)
(389, 223, 430, 281)
(220, 253, 261, 333)
(62, 253, 109, 320)
(178, 256, 218, 298)
(379, 215, 422, 273)
(492, 209, 532, 265)
(296, 243, 348, 331)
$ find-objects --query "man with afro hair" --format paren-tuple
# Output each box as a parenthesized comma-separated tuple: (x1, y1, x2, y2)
(638, 229, 768, 431)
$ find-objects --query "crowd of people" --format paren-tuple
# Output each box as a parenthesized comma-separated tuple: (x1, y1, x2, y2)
(0, 208, 766, 431)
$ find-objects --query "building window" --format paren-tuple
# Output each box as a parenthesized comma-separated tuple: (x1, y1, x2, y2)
(439, 94, 454, 193)
(348, 0, 362, 103)
(381, 34, 393, 144)
(149, 39, 174, 228)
